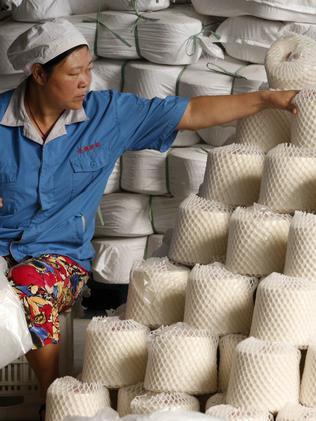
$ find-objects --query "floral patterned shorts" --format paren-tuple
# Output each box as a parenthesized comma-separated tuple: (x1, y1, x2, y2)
(4, 254, 90, 350)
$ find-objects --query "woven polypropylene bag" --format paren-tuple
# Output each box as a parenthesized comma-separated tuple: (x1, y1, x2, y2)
(82, 317, 149, 388)
(184, 263, 257, 335)
(291, 90, 316, 148)
(102, 0, 170, 11)
(236, 109, 291, 152)
(206, 404, 273, 421)
(205, 393, 226, 411)
(300, 341, 316, 406)
(276, 404, 316, 421)
(45, 376, 110, 421)
(284, 212, 316, 280)
(265, 35, 316, 89)
(199, 144, 265, 206)
(250, 273, 316, 348)
(117, 383, 144, 417)
(168, 194, 233, 267)
(226, 337, 300, 413)
(144, 323, 218, 395)
(125, 257, 190, 328)
(225, 205, 291, 276)
(258, 144, 316, 213)
(219, 334, 247, 392)
(131, 391, 200, 415)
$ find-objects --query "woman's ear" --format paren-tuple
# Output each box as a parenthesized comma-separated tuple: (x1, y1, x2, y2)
(31, 63, 48, 86)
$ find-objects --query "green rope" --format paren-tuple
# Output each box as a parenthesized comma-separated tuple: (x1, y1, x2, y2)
(120, 60, 129, 92)
(185, 24, 221, 57)
(148, 195, 156, 234)
(175, 65, 188, 96)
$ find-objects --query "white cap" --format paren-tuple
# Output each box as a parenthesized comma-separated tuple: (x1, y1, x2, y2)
(7, 19, 89, 75)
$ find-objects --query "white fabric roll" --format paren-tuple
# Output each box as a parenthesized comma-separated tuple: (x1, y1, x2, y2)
(219, 335, 247, 393)
(125, 257, 190, 328)
(168, 194, 233, 267)
(173, 130, 202, 147)
(92, 237, 147, 284)
(184, 263, 257, 335)
(258, 144, 316, 213)
(117, 383, 144, 417)
(205, 393, 226, 411)
(0, 73, 24, 93)
(151, 196, 182, 234)
(199, 144, 265, 206)
(121, 149, 168, 195)
(206, 405, 273, 421)
(265, 35, 316, 89)
(95, 193, 153, 237)
(82, 317, 149, 388)
(225, 205, 291, 276)
(46, 376, 110, 421)
(91, 59, 125, 91)
(102, 0, 170, 11)
(66, 14, 97, 59)
(226, 337, 300, 414)
(144, 323, 218, 394)
(291, 89, 316, 148)
(69, 0, 100, 14)
(250, 273, 316, 348)
(104, 159, 120, 194)
(276, 404, 316, 421)
(301, 341, 316, 406)
(131, 391, 200, 415)
(236, 109, 291, 153)
(12, 0, 71, 21)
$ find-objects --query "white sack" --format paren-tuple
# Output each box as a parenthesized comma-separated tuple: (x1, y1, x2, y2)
(12, 0, 71, 22)
(104, 159, 120, 194)
(102, 0, 170, 11)
(151, 196, 182, 234)
(69, 0, 101, 14)
(66, 14, 98, 60)
(91, 59, 125, 91)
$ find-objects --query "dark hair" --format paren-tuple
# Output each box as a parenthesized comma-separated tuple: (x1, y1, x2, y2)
(41, 44, 88, 76)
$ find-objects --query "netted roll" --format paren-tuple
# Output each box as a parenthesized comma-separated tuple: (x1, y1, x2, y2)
(300, 341, 316, 406)
(236, 109, 291, 152)
(144, 323, 218, 394)
(184, 263, 257, 335)
(82, 317, 149, 388)
(225, 205, 291, 276)
(284, 211, 316, 280)
(199, 144, 265, 206)
(265, 35, 316, 89)
(125, 257, 190, 328)
(168, 194, 233, 267)
(291, 90, 316, 148)
(117, 383, 144, 417)
(276, 404, 316, 421)
(131, 391, 200, 415)
(219, 335, 247, 392)
(226, 337, 300, 413)
(205, 393, 226, 411)
(250, 273, 316, 348)
(206, 404, 273, 421)
(45, 376, 110, 421)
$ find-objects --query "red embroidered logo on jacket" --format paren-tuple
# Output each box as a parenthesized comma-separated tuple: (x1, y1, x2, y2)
(78, 142, 101, 154)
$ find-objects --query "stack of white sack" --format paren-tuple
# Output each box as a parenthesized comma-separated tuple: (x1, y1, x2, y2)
(90, 59, 126, 92)
(11, 0, 71, 22)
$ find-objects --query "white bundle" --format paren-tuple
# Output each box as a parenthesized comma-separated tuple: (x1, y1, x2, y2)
(236, 109, 291, 153)
(225, 205, 291, 276)
(121, 149, 168, 195)
(219, 334, 247, 392)
(265, 35, 316, 90)
(151, 196, 182, 234)
(117, 383, 144, 417)
(300, 341, 316, 406)
(184, 263, 257, 335)
(168, 194, 233, 267)
(199, 144, 265, 206)
(12, 0, 71, 21)
(284, 212, 316, 280)
(66, 14, 98, 59)
(95, 193, 153, 237)
(250, 273, 316, 348)
(82, 317, 149, 388)
(45, 376, 110, 421)
(206, 405, 273, 421)
(226, 338, 300, 414)
(276, 404, 316, 421)
(92, 237, 147, 284)
(125, 257, 190, 328)
(104, 159, 120, 194)
(258, 144, 316, 213)
(168, 146, 210, 199)
(205, 393, 226, 411)
(291, 89, 316, 148)
(69, 0, 100, 14)
(102, 0, 170, 11)
(131, 391, 200, 415)
(144, 323, 218, 394)
(173, 130, 201, 147)
(91, 59, 125, 91)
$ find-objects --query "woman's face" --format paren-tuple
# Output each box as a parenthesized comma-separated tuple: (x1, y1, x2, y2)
(43, 46, 93, 110)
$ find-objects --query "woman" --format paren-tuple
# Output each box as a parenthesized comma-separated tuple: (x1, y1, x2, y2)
(1, 18, 297, 420)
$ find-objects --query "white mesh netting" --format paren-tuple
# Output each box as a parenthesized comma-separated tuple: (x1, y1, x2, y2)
(250, 273, 316, 348)
(144, 323, 218, 395)
(219, 334, 247, 392)
(300, 341, 316, 407)
(117, 383, 145, 417)
(130, 391, 200, 415)
(125, 257, 190, 328)
(183, 263, 257, 335)
(206, 404, 273, 421)
(291, 89, 316, 148)
(205, 393, 226, 411)
(226, 337, 300, 413)
(258, 144, 316, 213)
(276, 404, 316, 421)
(265, 35, 316, 89)
(236, 109, 291, 152)
(168, 194, 233, 267)
(45, 376, 110, 421)
(82, 317, 149, 388)
(284, 211, 316, 280)
(225, 205, 291, 276)
(199, 144, 265, 206)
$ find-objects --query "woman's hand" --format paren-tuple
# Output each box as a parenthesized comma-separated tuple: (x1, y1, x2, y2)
(262, 90, 299, 114)
(0, 197, 3, 208)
